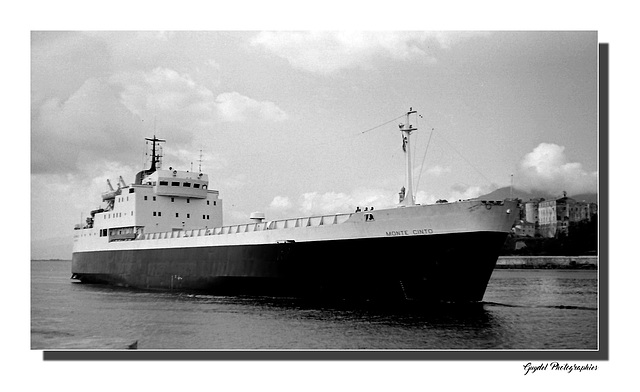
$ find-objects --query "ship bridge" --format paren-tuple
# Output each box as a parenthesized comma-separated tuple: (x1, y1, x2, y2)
(142, 169, 210, 199)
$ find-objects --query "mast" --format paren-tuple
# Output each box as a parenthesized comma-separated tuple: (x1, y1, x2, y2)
(145, 135, 166, 172)
(399, 108, 417, 206)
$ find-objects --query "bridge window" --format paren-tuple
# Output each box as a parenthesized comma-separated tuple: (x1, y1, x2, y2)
(160, 181, 168, 186)
(193, 183, 200, 189)
(183, 182, 191, 187)
(171, 181, 180, 186)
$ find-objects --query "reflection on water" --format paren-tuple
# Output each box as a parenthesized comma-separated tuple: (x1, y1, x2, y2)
(31, 261, 598, 350)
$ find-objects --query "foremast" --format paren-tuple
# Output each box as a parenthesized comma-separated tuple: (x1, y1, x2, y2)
(399, 108, 418, 207)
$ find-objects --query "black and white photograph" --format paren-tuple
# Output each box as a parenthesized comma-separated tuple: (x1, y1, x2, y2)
(31, 29, 599, 352)
(13, 1, 636, 390)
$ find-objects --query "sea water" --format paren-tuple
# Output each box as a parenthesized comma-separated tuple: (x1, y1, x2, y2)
(31, 260, 598, 350)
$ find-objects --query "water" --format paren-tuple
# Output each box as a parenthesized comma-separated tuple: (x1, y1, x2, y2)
(31, 260, 598, 350)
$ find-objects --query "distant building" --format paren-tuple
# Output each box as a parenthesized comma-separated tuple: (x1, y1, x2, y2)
(513, 219, 536, 237)
(573, 201, 592, 222)
(524, 199, 542, 224)
(538, 195, 576, 238)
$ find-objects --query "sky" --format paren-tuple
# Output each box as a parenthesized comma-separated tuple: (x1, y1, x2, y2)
(30, 30, 598, 258)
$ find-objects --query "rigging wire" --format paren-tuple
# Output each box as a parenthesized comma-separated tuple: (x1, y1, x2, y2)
(360, 114, 405, 134)
(415, 126, 434, 194)
(436, 131, 494, 186)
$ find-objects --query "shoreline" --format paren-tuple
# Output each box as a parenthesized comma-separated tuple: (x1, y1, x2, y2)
(496, 256, 597, 269)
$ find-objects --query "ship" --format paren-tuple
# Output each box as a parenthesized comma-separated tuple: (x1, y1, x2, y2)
(72, 109, 518, 302)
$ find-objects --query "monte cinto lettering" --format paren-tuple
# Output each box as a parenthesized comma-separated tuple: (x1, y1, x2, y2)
(385, 228, 433, 236)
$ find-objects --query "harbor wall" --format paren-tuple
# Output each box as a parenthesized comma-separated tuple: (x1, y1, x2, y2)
(496, 256, 597, 269)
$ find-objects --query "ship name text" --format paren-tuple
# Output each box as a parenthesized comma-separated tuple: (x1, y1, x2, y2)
(385, 228, 433, 237)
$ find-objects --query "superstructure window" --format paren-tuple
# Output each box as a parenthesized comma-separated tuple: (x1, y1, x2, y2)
(207, 200, 210, 205)
(153, 196, 156, 201)
(158, 212, 161, 216)
(144, 196, 148, 200)
(153, 212, 157, 216)
(187, 199, 190, 203)
(187, 214, 190, 218)
(171, 181, 180, 186)
(176, 213, 179, 218)
(193, 183, 200, 189)
(183, 182, 191, 187)
(129, 188, 134, 193)
(171, 197, 175, 202)
(160, 181, 168, 186)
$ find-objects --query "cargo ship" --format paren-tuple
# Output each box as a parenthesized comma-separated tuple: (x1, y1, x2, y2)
(72, 109, 518, 301)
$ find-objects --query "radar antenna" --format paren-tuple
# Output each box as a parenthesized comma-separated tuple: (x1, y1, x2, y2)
(144, 135, 166, 172)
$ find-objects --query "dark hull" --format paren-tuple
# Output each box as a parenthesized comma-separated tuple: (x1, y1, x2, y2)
(72, 231, 508, 302)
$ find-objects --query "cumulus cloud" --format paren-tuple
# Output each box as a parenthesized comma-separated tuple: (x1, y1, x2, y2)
(448, 184, 486, 201)
(516, 143, 597, 195)
(251, 31, 486, 74)
(31, 77, 142, 175)
(270, 196, 293, 210)
(31, 67, 288, 176)
(298, 188, 396, 215)
(215, 92, 288, 122)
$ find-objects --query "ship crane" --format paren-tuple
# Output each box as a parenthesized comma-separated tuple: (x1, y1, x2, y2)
(102, 178, 121, 211)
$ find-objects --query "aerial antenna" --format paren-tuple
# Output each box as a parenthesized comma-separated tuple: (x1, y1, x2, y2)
(198, 149, 203, 173)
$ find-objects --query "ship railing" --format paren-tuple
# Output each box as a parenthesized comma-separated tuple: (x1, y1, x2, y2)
(141, 212, 353, 241)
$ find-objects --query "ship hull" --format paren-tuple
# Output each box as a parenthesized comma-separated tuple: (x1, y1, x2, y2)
(72, 230, 508, 302)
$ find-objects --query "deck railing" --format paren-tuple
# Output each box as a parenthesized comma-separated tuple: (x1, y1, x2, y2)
(141, 212, 353, 241)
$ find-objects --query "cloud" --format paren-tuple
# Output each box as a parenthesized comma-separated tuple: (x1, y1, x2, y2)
(31, 77, 143, 175)
(516, 143, 597, 195)
(449, 184, 486, 201)
(426, 165, 451, 176)
(270, 196, 293, 210)
(298, 188, 396, 215)
(251, 31, 486, 74)
(31, 67, 288, 176)
(215, 92, 288, 122)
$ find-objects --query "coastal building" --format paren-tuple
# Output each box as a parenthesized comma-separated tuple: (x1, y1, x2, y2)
(513, 219, 536, 237)
(538, 194, 576, 238)
(524, 199, 542, 224)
